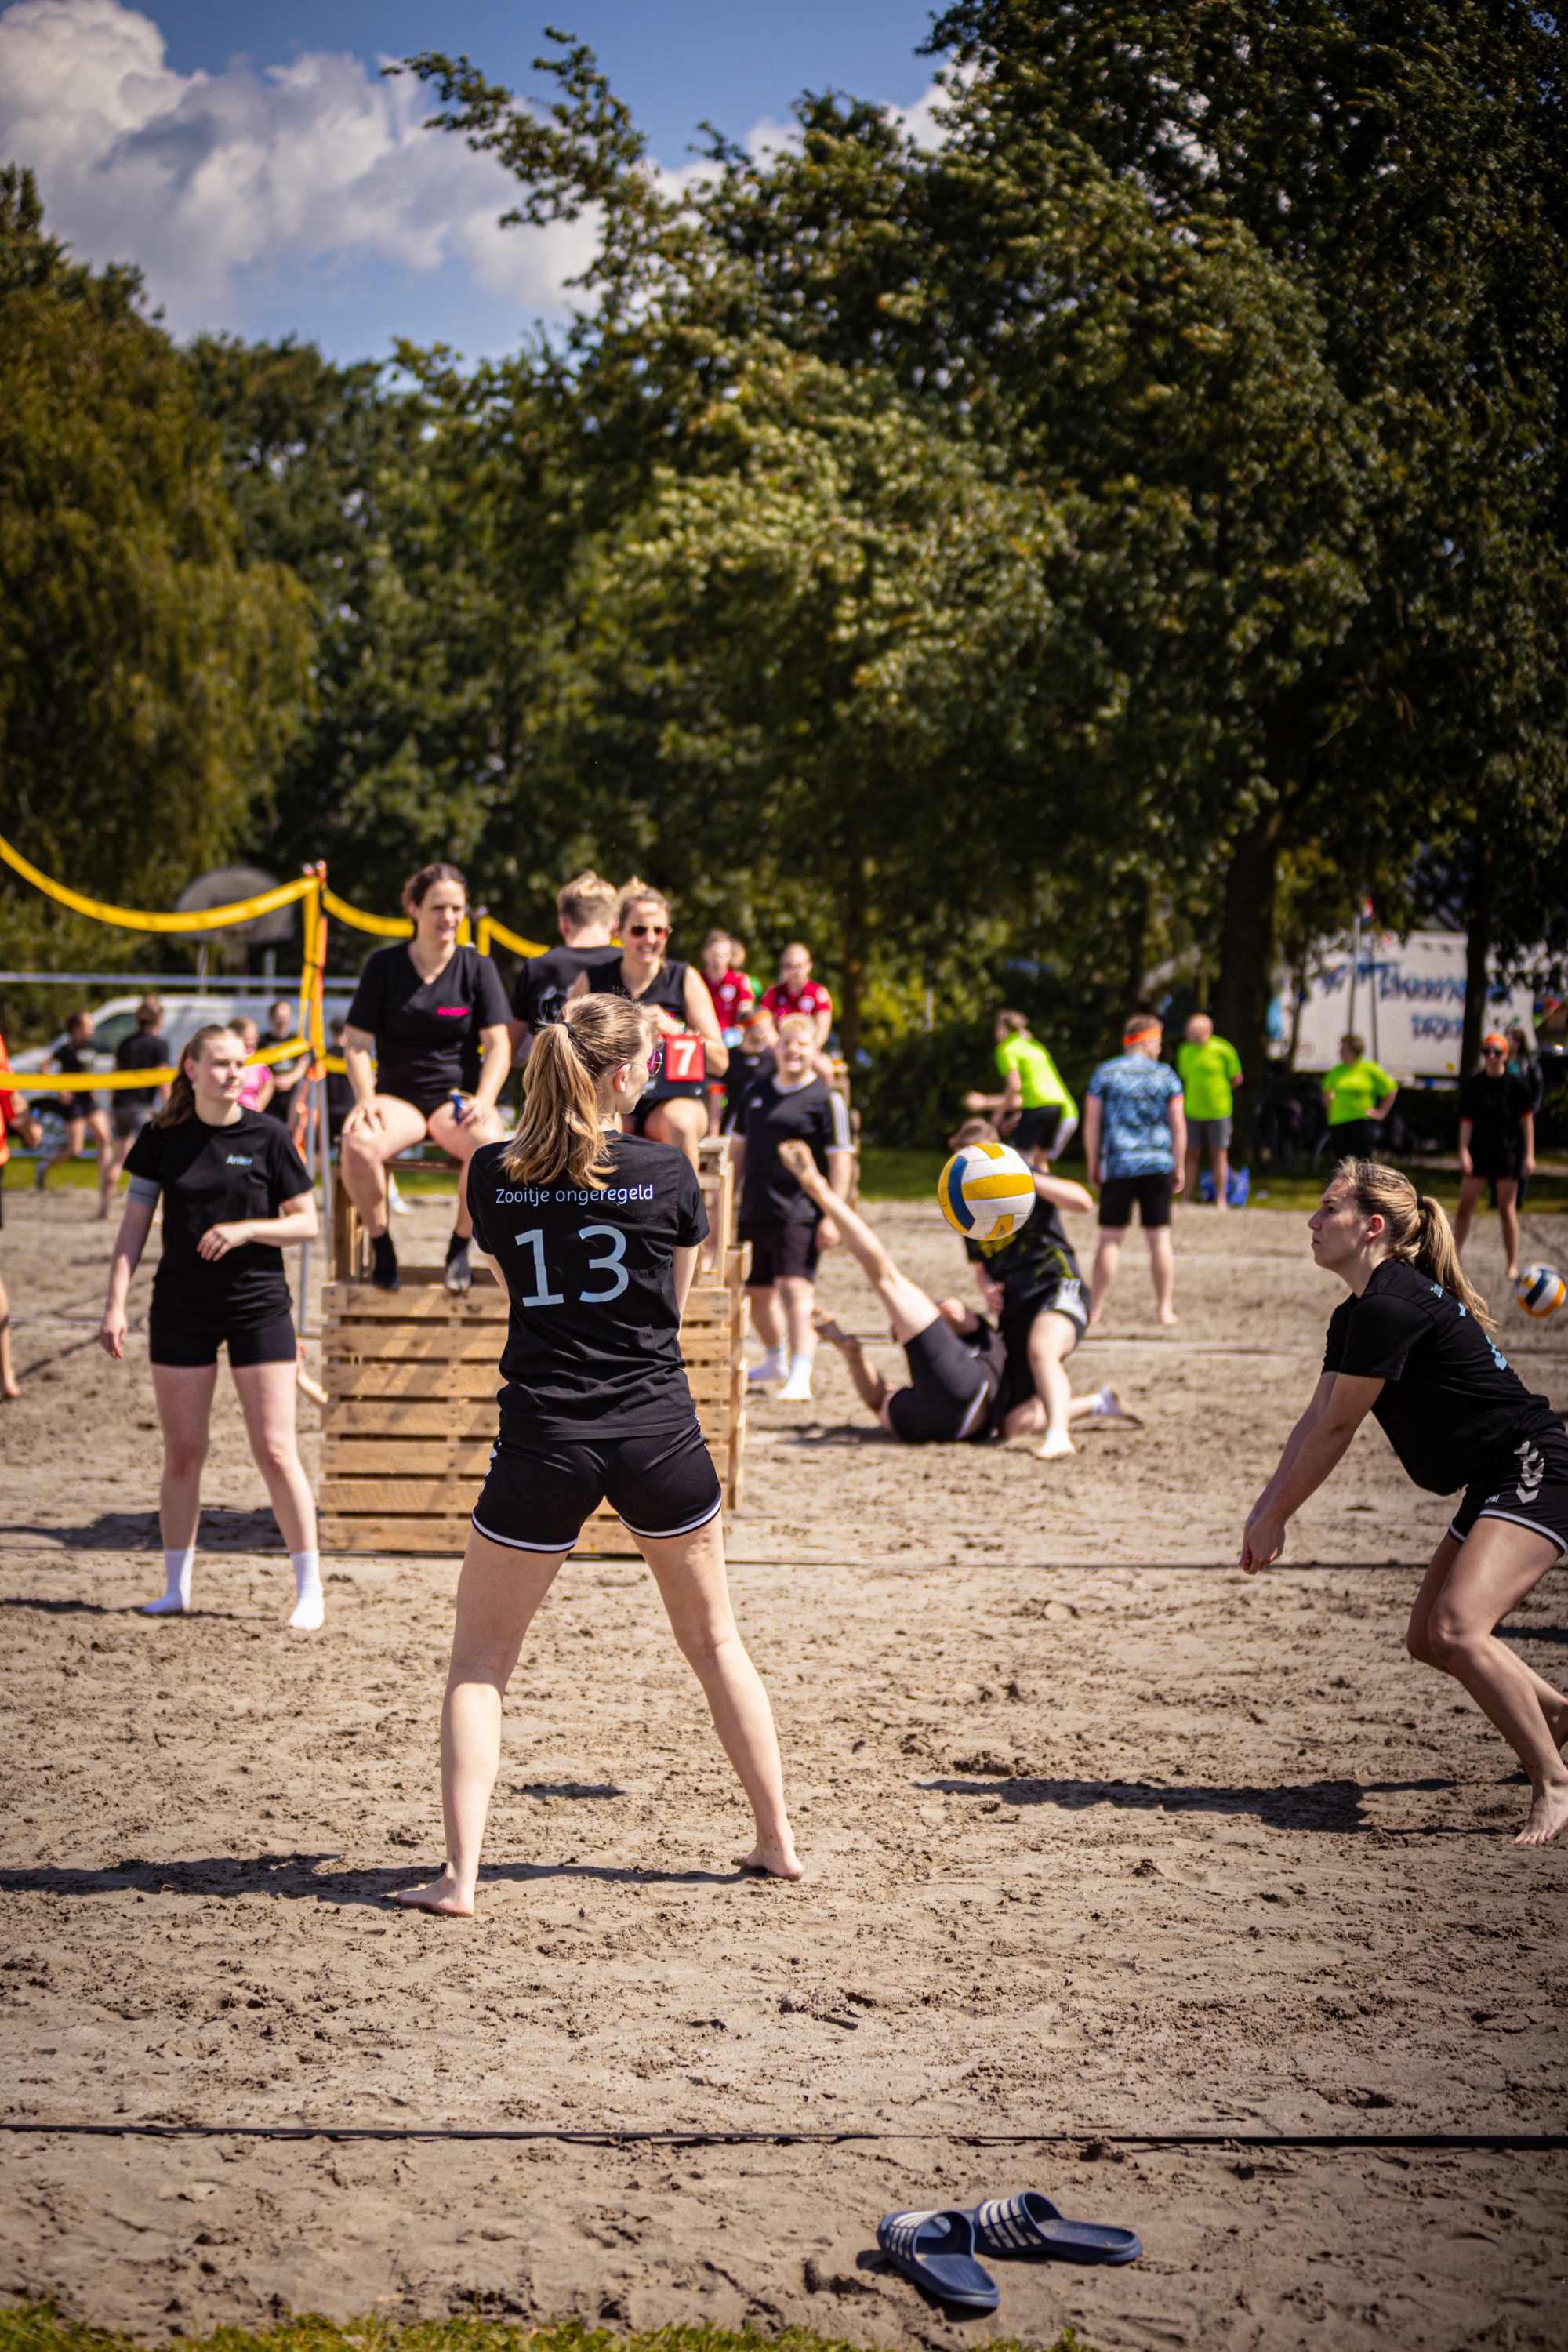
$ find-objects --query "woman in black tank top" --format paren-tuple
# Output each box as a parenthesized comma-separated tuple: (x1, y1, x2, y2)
(569, 880, 728, 1178)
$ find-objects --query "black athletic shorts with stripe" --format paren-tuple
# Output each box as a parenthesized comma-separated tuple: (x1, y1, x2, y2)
(1448, 1422, 1568, 1563)
(471, 1419, 722, 1554)
(886, 1319, 1000, 1445)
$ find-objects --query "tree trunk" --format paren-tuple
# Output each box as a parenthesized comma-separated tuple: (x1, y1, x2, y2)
(839, 854, 867, 1065)
(1122, 872, 1150, 1010)
(1212, 804, 1287, 1167)
(1459, 839, 1494, 1079)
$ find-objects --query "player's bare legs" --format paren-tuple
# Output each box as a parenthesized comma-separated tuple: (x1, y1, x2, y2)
(779, 1141, 935, 1345)
(1494, 1178, 1521, 1281)
(811, 1309, 890, 1417)
(1025, 1306, 1080, 1455)
(1406, 1522, 1568, 1845)
(1089, 1225, 1122, 1324)
(1149, 1226, 1178, 1323)
(637, 1513, 800, 1876)
(394, 1531, 566, 1915)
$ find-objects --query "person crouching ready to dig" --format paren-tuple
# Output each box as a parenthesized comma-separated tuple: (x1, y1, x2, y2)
(393, 994, 800, 1915)
(339, 862, 512, 1295)
(97, 1024, 323, 1628)
(734, 1012, 854, 1403)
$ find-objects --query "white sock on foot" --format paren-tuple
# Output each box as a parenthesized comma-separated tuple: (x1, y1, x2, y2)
(748, 1348, 786, 1383)
(144, 1547, 194, 1615)
(779, 1352, 814, 1402)
(289, 1549, 324, 1631)
(1036, 1428, 1075, 1461)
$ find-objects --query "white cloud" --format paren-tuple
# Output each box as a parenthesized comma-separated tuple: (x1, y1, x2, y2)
(0, 1, 951, 349)
(0, 0, 598, 336)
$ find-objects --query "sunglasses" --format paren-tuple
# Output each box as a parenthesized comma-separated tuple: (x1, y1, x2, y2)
(630, 923, 669, 939)
(1483, 1047, 1506, 1058)
(644, 1040, 666, 1079)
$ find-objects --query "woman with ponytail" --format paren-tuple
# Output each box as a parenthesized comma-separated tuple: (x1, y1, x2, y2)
(394, 995, 800, 1914)
(98, 1025, 324, 1629)
(1243, 1157, 1568, 1845)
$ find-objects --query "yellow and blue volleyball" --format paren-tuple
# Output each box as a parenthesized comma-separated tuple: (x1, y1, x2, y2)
(938, 1140, 1037, 1243)
(1515, 1262, 1566, 1319)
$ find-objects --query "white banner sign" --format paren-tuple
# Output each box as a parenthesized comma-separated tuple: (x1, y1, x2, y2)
(1287, 931, 1537, 1078)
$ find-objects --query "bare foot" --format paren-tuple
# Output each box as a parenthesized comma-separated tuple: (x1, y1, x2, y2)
(1159, 1308, 1179, 1326)
(1515, 1783, 1568, 1846)
(1, 1379, 18, 1403)
(392, 1866, 474, 1915)
(811, 1308, 848, 1348)
(735, 1831, 804, 1880)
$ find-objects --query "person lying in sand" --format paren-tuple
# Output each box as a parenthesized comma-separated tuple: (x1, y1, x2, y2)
(775, 1140, 1134, 1446)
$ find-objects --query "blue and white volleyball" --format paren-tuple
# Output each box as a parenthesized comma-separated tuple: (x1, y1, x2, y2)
(1515, 1262, 1566, 1319)
(938, 1140, 1037, 1243)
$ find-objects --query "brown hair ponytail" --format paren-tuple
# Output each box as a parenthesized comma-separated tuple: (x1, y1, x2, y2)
(1335, 1156, 1495, 1331)
(502, 996, 657, 1190)
(152, 1024, 240, 1128)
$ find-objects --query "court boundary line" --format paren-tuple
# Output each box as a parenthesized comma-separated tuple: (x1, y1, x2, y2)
(1, 2121, 1562, 2153)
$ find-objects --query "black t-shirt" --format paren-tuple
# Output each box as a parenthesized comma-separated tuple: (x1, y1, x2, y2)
(124, 1109, 311, 1319)
(964, 1192, 1080, 1299)
(586, 956, 706, 1102)
(1322, 1257, 1558, 1494)
(54, 1040, 90, 1112)
(346, 942, 510, 1105)
(115, 1031, 169, 1110)
(735, 1073, 852, 1224)
(1459, 1071, 1532, 1160)
(723, 1047, 775, 1131)
(468, 1131, 710, 1440)
(512, 945, 619, 1031)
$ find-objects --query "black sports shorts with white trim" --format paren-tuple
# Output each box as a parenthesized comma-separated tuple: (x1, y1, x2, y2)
(886, 1319, 999, 1445)
(1000, 1271, 1088, 1359)
(147, 1305, 297, 1368)
(1448, 1422, 1568, 1563)
(472, 1419, 723, 1553)
(1011, 1105, 1062, 1155)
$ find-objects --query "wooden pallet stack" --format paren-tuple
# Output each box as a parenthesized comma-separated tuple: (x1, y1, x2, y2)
(318, 1148, 747, 1555)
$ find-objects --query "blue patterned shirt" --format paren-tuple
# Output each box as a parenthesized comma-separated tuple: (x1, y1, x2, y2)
(1086, 1051, 1185, 1176)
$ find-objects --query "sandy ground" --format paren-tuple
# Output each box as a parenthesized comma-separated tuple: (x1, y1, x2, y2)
(1, 1177, 1566, 2350)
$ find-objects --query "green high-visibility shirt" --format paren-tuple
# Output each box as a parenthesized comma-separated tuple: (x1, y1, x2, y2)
(1176, 1035, 1242, 1122)
(1323, 1058, 1396, 1126)
(996, 1033, 1076, 1119)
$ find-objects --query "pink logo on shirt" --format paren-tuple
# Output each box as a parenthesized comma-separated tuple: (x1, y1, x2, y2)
(436, 1006, 471, 1017)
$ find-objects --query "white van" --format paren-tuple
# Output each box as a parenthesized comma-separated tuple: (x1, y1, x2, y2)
(12, 990, 356, 1098)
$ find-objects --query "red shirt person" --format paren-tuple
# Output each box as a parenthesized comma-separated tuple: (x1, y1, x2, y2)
(760, 943, 833, 1051)
(699, 930, 756, 1039)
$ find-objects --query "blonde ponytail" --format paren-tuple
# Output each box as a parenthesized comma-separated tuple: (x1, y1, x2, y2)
(151, 1024, 239, 1128)
(1335, 1156, 1495, 1331)
(503, 996, 656, 1190)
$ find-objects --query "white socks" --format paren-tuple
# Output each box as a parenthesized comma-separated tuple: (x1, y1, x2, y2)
(289, 1550, 325, 1632)
(143, 1547, 194, 1615)
(779, 1352, 814, 1402)
(749, 1348, 787, 1384)
(142, 1547, 324, 1627)
(1037, 1427, 1075, 1461)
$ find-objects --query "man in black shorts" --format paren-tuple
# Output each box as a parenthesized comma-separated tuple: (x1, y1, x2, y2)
(1454, 1031, 1536, 1280)
(779, 1141, 1134, 1446)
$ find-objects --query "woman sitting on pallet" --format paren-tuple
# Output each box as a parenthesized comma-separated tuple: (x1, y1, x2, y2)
(339, 863, 513, 1295)
(567, 877, 728, 1180)
(394, 993, 800, 1914)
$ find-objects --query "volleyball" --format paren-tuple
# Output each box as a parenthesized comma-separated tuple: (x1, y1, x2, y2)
(938, 1140, 1038, 1243)
(1515, 1262, 1566, 1319)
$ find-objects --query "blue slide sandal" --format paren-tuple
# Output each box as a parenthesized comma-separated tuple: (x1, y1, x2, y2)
(970, 2190, 1142, 2266)
(877, 2209, 1000, 2309)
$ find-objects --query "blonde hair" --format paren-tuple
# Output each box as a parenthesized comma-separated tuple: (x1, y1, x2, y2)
(502, 996, 656, 1190)
(557, 869, 618, 928)
(777, 1013, 816, 1045)
(617, 877, 670, 935)
(949, 1116, 1000, 1149)
(153, 1024, 240, 1129)
(1334, 1157, 1494, 1330)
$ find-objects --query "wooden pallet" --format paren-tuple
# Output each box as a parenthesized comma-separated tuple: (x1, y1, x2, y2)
(320, 1147, 746, 1555)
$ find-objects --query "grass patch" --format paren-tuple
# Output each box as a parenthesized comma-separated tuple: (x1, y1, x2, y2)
(0, 2314, 1098, 2352)
(1244, 1163, 1568, 1216)
(856, 1147, 948, 1201)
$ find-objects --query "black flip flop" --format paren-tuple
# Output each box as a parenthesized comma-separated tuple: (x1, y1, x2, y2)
(877, 2208, 1000, 2309)
(970, 2189, 1142, 2265)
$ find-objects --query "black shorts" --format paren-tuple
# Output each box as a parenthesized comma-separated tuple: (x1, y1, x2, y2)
(630, 1088, 703, 1134)
(1000, 1271, 1088, 1355)
(1448, 1424, 1568, 1563)
(1098, 1171, 1174, 1229)
(382, 1083, 460, 1123)
(886, 1319, 999, 1445)
(472, 1420, 722, 1552)
(147, 1304, 297, 1369)
(1011, 1105, 1062, 1156)
(741, 1220, 821, 1285)
(1468, 1143, 1525, 1181)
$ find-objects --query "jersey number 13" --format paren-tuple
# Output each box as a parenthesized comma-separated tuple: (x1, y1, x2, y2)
(513, 1225, 628, 1306)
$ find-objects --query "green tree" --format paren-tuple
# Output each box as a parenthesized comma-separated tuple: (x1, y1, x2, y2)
(0, 168, 311, 970)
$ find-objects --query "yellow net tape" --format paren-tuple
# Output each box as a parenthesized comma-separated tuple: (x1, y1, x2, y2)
(0, 832, 314, 932)
(5, 1035, 314, 1094)
(321, 885, 411, 938)
(477, 913, 550, 959)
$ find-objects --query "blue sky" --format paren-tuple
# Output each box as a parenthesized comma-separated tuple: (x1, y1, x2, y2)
(0, 0, 948, 361)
